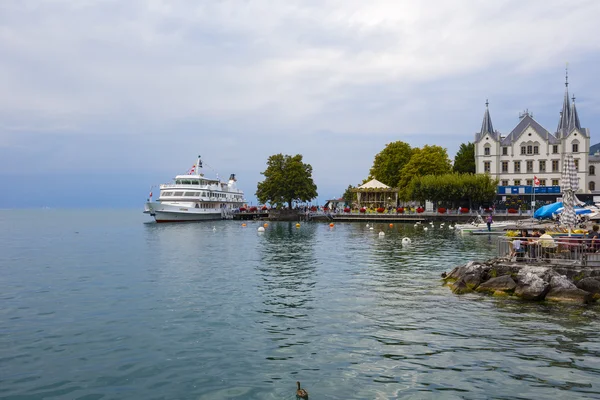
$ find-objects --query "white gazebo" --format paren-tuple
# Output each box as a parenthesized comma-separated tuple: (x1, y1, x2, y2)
(352, 179, 398, 209)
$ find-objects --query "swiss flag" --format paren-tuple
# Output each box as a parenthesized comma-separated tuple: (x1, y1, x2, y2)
(534, 176, 540, 186)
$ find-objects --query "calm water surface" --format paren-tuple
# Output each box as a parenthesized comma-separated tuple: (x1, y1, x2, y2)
(1, 209, 599, 399)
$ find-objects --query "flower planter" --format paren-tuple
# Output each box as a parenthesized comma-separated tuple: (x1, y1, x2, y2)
(359, 208, 366, 213)
(249, 206, 258, 212)
(508, 208, 518, 214)
(377, 207, 385, 213)
(261, 206, 268, 211)
(310, 206, 317, 212)
(416, 207, 424, 213)
(344, 207, 351, 213)
(239, 207, 247, 212)
(397, 207, 404, 214)
(460, 207, 469, 214)
(438, 208, 447, 214)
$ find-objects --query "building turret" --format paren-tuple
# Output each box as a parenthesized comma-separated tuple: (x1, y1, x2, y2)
(568, 95, 581, 132)
(556, 67, 571, 137)
(476, 99, 496, 142)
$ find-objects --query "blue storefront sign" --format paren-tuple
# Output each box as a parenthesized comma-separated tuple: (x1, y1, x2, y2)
(497, 186, 561, 194)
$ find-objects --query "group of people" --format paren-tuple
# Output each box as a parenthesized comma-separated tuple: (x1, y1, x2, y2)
(510, 225, 600, 262)
(510, 229, 557, 261)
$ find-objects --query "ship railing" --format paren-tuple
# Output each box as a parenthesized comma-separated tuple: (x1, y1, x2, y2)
(497, 236, 600, 266)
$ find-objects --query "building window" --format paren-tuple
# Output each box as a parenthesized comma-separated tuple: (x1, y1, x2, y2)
(552, 179, 559, 186)
(502, 147, 508, 155)
(514, 161, 521, 173)
(526, 145, 533, 155)
(553, 145, 559, 154)
(590, 165, 596, 176)
(533, 145, 539, 155)
(526, 179, 533, 186)
(514, 179, 521, 186)
(540, 179, 546, 186)
(552, 160, 559, 172)
(526, 160, 533, 172)
(574, 159, 579, 170)
(501, 161, 508, 172)
(573, 143, 579, 153)
(502, 180, 509, 186)
(591, 181, 596, 191)
(484, 147, 490, 156)
(539, 160, 546, 172)
(484, 161, 491, 173)
(521, 146, 526, 155)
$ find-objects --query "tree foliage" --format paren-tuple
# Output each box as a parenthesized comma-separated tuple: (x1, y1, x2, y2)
(342, 184, 357, 206)
(255, 154, 318, 208)
(406, 173, 498, 208)
(368, 141, 414, 188)
(397, 145, 452, 198)
(453, 142, 476, 174)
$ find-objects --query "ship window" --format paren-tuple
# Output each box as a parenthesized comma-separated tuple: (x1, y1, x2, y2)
(191, 180, 199, 185)
(163, 192, 173, 196)
(174, 192, 183, 196)
(176, 180, 182, 184)
(182, 180, 191, 185)
(184, 192, 195, 196)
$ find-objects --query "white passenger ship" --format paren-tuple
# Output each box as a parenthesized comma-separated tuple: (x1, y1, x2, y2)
(144, 155, 245, 222)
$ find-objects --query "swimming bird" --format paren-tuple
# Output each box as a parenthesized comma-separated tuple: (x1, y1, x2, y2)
(212, 226, 216, 231)
(379, 231, 385, 237)
(296, 382, 308, 399)
(423, 227, 428, 231)
(402, 237, 412, 245)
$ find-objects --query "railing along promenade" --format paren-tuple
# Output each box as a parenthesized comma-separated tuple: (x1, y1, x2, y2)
(310, 209, 536, 222)
(497, 236, 600, 267)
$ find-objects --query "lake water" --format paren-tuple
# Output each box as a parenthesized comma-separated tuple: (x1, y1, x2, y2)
(1, 209, 600, 399)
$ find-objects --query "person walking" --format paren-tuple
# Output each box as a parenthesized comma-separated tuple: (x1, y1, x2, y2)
(486, 213, 493, 232)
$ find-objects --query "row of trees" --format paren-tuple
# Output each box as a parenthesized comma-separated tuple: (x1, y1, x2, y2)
(254, 141, 490, 209)
(367, 140, 475, 188)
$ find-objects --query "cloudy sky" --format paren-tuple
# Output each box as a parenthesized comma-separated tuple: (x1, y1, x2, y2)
(1, 0, 600, 208)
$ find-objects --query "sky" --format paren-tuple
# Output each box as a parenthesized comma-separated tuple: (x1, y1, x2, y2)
(1, 0, 600, 208)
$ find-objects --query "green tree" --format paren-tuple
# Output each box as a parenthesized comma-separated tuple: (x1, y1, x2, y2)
(398, 145, 452, 198)
(342, 184, 357, 206)
(368, 141, 414, 188)
(256, 154, 318, 208)
(405, 173, 498, 207)
(453, 142, 475, 174)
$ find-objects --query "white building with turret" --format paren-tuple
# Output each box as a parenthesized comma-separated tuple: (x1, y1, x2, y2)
(474, 71, 595, 196)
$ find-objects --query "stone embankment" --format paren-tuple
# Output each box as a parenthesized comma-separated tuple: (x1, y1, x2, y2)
(443, 259, 600, 304)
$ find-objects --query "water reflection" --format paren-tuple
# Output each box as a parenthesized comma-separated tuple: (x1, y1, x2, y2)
(255, 222, 318, 370)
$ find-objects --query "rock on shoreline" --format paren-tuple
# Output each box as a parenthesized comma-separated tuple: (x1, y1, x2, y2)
(443, 258, 600, 304)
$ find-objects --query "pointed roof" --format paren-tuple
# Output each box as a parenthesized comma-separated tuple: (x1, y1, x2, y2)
(500, 114, 559, 145)
(475, 100, 497, 142)
(556, 67, 571, 136)
(358, 179, 391, 189)
(568, 95, 581, 132)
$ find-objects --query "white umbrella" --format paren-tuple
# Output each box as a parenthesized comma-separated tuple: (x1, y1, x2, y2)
(560, 154, 579, 232)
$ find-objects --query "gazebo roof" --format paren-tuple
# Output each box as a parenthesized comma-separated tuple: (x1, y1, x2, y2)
(357, 179, 391, 189)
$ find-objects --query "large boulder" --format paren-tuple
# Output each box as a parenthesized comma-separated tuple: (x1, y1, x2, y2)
(451, 279, 472, 295)
(476, 275, 517, 294)
(545, 288, 593, 304)
(549, 275, 577, 290)
(445, 261, 486, 289)
(517, 266, 558, 283)
(515, 272, 550, 301)
(575, 277, 600, 298)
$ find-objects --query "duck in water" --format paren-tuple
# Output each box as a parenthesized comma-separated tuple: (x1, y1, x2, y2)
(296, 381, 308, 399)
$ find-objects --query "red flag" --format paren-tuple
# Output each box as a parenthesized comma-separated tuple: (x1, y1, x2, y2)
(149, 191, 153, 198)
(534, 176, 540, 186)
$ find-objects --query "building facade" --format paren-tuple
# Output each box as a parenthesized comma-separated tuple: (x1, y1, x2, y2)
(474, 73, 596, 195)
